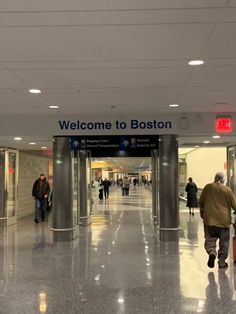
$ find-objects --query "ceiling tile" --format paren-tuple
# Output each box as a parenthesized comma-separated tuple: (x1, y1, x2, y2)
(0, 70, 27, 88)
(203, 24, 236, 58)
(0, 24, 214, 62)
(0, 0, 228, 11)
(15, 67, 190, 88)
(187, 66, 236, 86)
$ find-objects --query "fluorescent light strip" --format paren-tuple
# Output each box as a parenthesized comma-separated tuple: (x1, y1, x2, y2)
(29, 89, 41, 94)
(188, 60, 204, 65)
(169, 104, 179, 107)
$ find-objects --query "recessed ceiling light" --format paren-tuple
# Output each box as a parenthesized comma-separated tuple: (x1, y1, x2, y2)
(29, 142, 36, 145)
(212, 135, 221, 139)
(29, 89, 41, 94)
(49, 105, 59, 109)
(14, 137, 22, 141)
(203, 140, 210, 144)
(195, 145, 199, 148)
(188, 60, 205, 66)
(169, 104, 179, 107)
(41, 146, 47, 149)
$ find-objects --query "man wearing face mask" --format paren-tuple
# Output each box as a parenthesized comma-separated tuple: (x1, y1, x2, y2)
(199, 172, 236, 269)
(32, 173, 50, 223)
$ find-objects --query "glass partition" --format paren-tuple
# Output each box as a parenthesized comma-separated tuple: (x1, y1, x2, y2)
(7, 151, 17, 217)
(0, 149, 18, 226)
(72, 150, 79, 226)
(6, 150, 18, 225)
(228, 146, 236, 194)
(86, 151, 92, 216)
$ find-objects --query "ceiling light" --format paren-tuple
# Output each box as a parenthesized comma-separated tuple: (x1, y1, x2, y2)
(14, 137, 22, 141)
(203, 140, 210, 144)
(212, 135, 221, 139)
(195, 145, 199, 148)
(188, 60, 204, 66)
(49, 105, 59, 109)
(29, 89, 41, 94)
(41, 146, 47, 149)
(169, 104, 179, 107)
(29, 142, 36, 145)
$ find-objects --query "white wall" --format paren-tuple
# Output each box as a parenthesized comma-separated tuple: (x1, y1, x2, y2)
(102, 170, 109, 179)
(186, 147, 227, 189)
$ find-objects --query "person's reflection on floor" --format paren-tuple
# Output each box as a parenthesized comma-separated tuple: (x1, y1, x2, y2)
(33, 223, 47, 249)
(218, 270, 233, 313)
(205, 272, 219, 313)
(187, 215, 198, 241)
(103, 209, 110, 216)
(205, 271, 234, 313)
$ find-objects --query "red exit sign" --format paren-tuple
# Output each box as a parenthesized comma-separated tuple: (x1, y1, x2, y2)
(215, 117, 233, 133)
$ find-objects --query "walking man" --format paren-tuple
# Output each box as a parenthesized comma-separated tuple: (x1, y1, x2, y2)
(199, 172, 236, 269)
(32, 173, 50, 223)
(102, 178, 111, 200)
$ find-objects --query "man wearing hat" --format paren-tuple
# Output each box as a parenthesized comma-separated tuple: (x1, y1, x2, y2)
(199, 172, 236, 269)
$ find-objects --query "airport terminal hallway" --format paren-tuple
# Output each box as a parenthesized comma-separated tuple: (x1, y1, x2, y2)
(0, 185, 236, 313)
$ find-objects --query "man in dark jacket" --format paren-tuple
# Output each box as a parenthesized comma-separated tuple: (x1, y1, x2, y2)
(102, 178, 111, 199)
(32, 173, 50, 223)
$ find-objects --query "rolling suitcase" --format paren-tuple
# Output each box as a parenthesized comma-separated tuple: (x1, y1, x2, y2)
(99, 188, 103, 200)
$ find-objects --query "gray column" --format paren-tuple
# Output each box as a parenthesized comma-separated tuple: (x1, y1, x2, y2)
(79, 151, 91, 225)
(159, 135, 179, 241)
(52, 137, 74, 241)
(151, 149, 158, 225)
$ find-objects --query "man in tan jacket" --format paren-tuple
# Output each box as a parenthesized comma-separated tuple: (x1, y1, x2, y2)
(199, 172, 236, 269)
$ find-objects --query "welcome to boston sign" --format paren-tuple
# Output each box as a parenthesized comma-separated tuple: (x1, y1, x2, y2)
(58, 119, 172, 131)
(0, 113, 229, 137)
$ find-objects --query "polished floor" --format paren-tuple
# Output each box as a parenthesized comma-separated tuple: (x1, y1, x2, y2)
(0, 185, 236, 313)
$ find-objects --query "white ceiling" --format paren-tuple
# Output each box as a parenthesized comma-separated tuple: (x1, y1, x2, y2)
(1, 0, 236, 148)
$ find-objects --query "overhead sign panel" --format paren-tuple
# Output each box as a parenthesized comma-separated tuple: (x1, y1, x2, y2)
(70, 135, 159, 157)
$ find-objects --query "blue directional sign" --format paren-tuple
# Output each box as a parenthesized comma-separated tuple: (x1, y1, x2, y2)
(70, 135, 159, 157)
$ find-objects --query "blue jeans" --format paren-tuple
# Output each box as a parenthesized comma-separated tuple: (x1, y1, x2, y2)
(35, 198, 47, 221)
